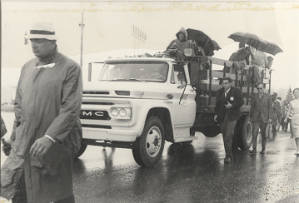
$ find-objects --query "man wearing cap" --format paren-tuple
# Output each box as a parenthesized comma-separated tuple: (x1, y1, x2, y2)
(1, 23, 82, 203)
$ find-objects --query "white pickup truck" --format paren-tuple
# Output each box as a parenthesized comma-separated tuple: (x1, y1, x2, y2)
(78, 57, 197, 167)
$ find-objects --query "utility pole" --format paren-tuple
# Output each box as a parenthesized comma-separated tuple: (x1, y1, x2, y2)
(79, 11, 85, 68)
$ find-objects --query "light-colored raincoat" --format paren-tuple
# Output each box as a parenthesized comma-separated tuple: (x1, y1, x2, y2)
(1, 52, 82, 203)
(166, 28, 195, 56)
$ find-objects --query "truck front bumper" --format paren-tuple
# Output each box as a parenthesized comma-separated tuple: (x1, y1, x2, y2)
(82, 126, 139, 143)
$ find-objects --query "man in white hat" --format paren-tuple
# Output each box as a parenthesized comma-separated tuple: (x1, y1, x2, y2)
(1, 22, 82, 203)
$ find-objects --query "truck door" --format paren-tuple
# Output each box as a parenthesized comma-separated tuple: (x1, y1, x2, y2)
(170, 63, 196, 128)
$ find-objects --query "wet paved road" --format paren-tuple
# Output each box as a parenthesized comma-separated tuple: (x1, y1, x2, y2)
(1, 112, 298, 203)
(73, 132, 299, 203)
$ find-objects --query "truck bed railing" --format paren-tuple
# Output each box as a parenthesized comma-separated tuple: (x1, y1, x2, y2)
(183, 55, 272, 111)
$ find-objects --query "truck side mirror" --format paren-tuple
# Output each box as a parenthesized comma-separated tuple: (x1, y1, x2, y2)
(88, 63, 92, 82)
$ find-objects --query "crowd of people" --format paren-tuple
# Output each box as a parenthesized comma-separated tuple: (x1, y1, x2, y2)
(270, 91, 295, 136)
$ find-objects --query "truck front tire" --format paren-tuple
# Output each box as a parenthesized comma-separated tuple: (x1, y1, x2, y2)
(74, 139, 88, 159)
(132, 116, 165, 167)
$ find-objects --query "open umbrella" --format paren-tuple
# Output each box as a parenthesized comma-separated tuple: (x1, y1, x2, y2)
(228, 32, 283, 55)
(187, 28, 221, 56)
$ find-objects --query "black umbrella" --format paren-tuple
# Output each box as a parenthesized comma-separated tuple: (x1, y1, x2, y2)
(186, 28, 221, 56)
(228, 32, 283, 55)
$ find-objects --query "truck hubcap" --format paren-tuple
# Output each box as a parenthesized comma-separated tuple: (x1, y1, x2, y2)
(146, 126, 162, 158)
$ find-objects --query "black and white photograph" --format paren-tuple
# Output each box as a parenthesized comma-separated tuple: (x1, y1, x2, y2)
(1, 0, 299, 202)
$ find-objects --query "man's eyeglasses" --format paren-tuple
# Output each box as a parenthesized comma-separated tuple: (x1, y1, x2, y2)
(257, 87, 263, 90)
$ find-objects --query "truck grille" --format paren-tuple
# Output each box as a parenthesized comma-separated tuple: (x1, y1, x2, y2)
(82, 101, 114, 105)
(83, 91, 110, 95)
(81, 124, 112, 129)
(80, 110, 111, 120)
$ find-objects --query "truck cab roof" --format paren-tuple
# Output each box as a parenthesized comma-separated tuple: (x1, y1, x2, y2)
(103, 57, 176, 64)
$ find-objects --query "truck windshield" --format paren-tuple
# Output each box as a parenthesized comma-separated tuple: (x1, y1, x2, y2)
(98, 61, 169, 82)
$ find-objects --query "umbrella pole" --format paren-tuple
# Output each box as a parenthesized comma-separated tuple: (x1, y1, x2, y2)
(246, 57, 250, 105)
(241, 68, 244, 101)
(267, 70, 272, 138)
(251, 66, 255, 96)
(246, 75, 250, 105)
(247, 67, 252, 105)
(208, 60, 212, 105)
(234, 63, 238, 88)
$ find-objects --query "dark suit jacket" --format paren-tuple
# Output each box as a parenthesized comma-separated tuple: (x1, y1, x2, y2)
(250, 93, 272, 123)
(215, 87, 244, 123)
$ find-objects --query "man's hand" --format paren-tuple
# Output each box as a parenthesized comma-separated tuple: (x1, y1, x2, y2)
(225, 102, 233, 109)
(30, 136, 54, 157)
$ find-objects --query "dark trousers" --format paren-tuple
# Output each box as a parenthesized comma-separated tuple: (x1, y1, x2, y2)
(252, 121, 267, 151)
(282, 118, 292, 132)
(271, 119, 279, 138)
(12, 174, 75, 203)
(271, 123, 277, 139)
(281, 117, 287, 131)
(221, 116, 237, 158)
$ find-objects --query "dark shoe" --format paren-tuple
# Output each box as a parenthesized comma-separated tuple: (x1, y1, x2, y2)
(224, 156, 232, 164)
(260, 150, 265, 154)
(249, 149, 257, 154)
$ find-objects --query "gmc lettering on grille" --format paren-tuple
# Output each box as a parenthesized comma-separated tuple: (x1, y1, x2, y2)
(80, 110, 110, 120)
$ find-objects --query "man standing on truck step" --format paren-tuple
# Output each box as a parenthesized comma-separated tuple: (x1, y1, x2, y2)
(249, 83, 272, 154)
(1, 22, 82, 203)
(214, 77, 244, 163)
(166, 27, 196, 61)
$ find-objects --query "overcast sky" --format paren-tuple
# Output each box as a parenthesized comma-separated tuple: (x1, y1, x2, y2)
(2, 1, 299, 91)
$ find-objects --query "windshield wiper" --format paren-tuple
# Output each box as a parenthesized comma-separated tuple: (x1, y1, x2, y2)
(111, 78, 142, 81)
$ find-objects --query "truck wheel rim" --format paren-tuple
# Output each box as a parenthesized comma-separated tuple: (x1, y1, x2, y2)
(145, 126, 162, 158)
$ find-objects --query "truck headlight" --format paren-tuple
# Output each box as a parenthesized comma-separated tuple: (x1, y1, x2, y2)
(109, 107, 132, 120)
